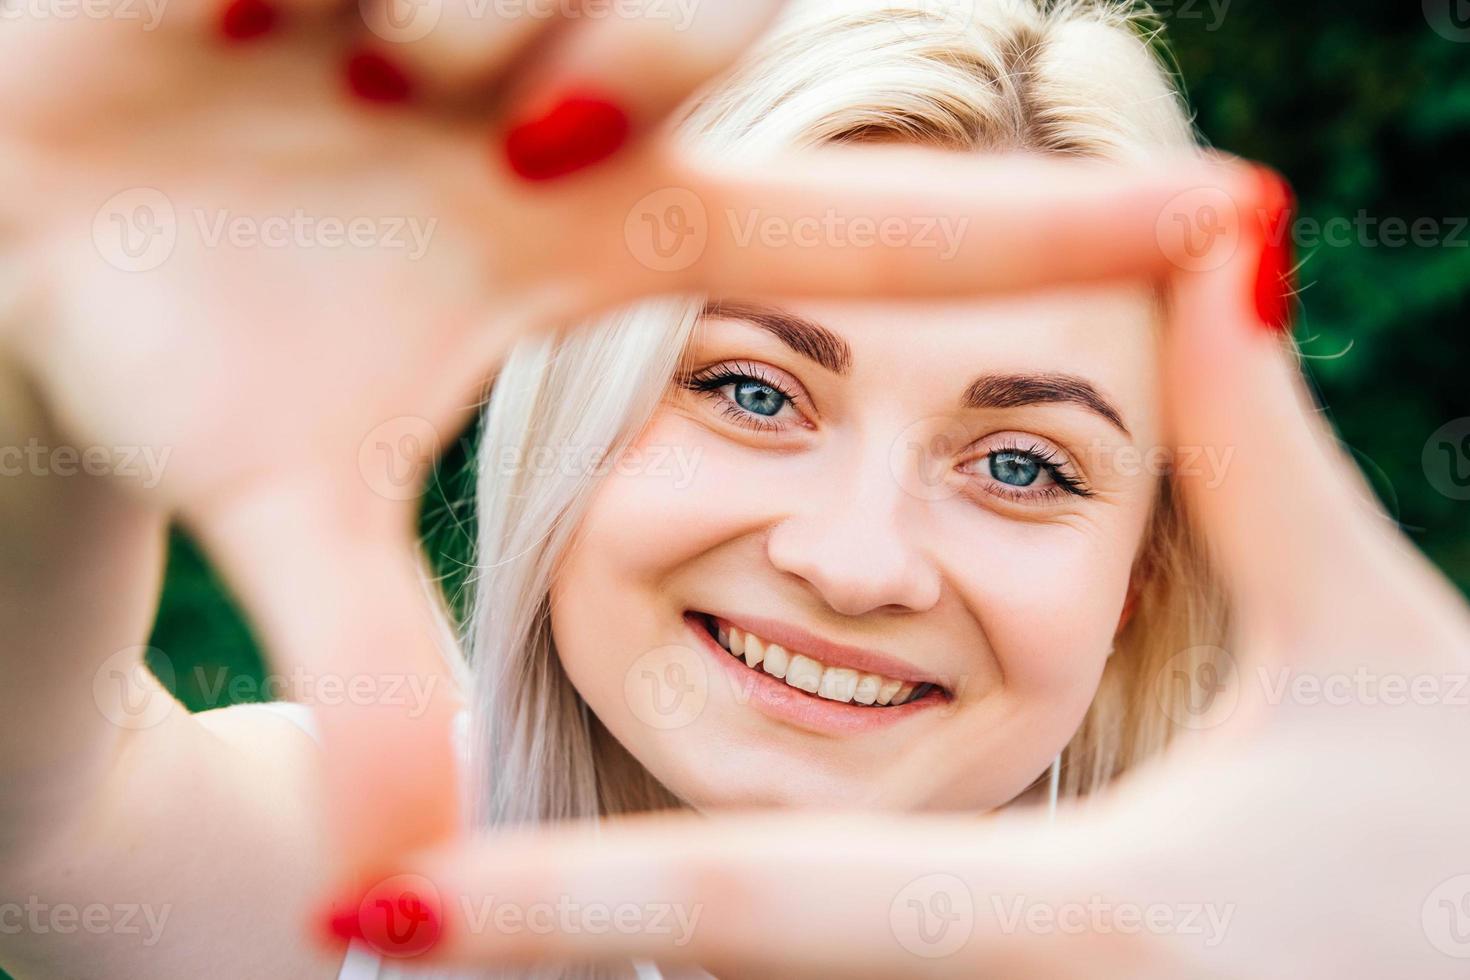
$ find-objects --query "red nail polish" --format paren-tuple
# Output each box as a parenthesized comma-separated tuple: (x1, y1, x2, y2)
(320, 904, 365, 943)
(322, 875, 444, 958)
(504, 93, 631, 182)
(1252, 166, 1298, 334)
(218, 0, 277, 41)
(345, 50, 414, 104)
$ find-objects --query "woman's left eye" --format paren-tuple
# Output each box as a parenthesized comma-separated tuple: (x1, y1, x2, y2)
(963, 442, 1092, 501)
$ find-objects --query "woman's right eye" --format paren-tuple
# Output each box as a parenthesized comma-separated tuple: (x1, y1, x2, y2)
(680, 360, 808, 432)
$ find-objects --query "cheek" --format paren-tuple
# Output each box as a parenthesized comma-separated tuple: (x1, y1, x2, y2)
(549, 413, 763, 704)
(940, 502, 1151, 705)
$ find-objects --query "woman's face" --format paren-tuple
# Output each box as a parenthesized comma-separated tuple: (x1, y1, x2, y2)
(550, 285, 1164, 811)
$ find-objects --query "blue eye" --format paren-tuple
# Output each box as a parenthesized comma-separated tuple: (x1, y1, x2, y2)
(732, 380, 786, 417)
(989, 450, 1043, 487)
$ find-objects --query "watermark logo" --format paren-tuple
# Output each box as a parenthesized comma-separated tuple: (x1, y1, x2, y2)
(890, 873, 974, 959)
(626, 187, 709, 273)
(348, 874, 444, 959)
(1423, 418, 1470, 501)
(1155, 646, 1238, 731)
(1423, 874, 1470, 958)
(359, 416, 442, 501)
(1425, 0, 1470, 41)
(1157, 185, 1243, 273)
(894, 0, 975, 41)
(93, 646, 177, 730)
(93, 188, 177, 273)
(360, 0, 440, 43)
(888, 416, 970, 502)
(623, 644, 709, 730)
(460, 894, 701, 944)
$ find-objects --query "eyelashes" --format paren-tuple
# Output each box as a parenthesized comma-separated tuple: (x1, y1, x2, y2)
(678, 360, 807, 432)
(677, 360, 1095, 503)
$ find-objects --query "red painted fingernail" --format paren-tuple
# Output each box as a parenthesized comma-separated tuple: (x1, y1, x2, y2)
(1251, 166, 1298, 334)
(320, 904, 365, 944)
(320, 875, 444, 958)
(345, 50, 414, 104)
(218, 0, 278, 41)
(504, 93, 631, 182)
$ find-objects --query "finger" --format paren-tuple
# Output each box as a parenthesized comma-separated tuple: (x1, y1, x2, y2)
(188, 472, 467, 894)
(1163, 170, 1470, 667)
(349, 0, 554, 95)
(494, 0, 787, 180)
(573, 145, 1264, 308)
(360, 811, 1164, 978)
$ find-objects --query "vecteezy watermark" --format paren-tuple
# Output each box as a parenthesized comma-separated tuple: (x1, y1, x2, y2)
(93, 189, 439, 273)
(1154, 646, 1239, 731)
(460, 895, 702, 946)
(485, 443, 703, 488)
(1256, 665, 1470, 708)
(1151, 0, 1232, 31)
(0, 0, 167, 30)
(0, 438, 171, 488)
(1423, 418, 1470, 501)
(1424, 874, 1470, 958)
(991, 895, 1236, 948)
(360, 0, 701, 44)
(93, 646, 179, 731)
(893, 0, 976, 41)
(359, 416, 442, 502)
(1424, 0, 1470, 42)
(0, 898, 171, 947)
(624, 187, 970, 274)
(188, 666, 444, 718)
(623, 644, 710, 731)
(890, 873, 975, 959)
(1289, 212, 1469, 250)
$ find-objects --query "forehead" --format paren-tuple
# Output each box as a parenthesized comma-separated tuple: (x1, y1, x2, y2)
(782, 283, 1160, 377)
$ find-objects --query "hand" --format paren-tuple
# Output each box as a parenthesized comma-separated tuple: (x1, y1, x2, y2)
(0, 0, 1269, 904)
(382, 181, 1470, 977)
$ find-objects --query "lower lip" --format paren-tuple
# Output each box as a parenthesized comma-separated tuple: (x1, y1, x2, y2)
(683, 612, 944, 735)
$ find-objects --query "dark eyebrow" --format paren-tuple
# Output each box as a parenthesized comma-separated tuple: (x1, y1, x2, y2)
(702, 301, 853, 375)
(963, 373, 1131, 436)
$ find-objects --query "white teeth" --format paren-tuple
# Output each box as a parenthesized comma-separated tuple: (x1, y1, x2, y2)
(785, 654, 823, 694)
(817, 667, 859, 703)
(710, 620, 927, 708)
(744, 635, 765, 669)
(763, 643, 789, 679)
(853, 673, 882, 705)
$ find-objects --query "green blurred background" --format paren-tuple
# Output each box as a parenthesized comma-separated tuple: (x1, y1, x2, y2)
(144, 2, 1470, 717)
(8, 5, 1467, 975)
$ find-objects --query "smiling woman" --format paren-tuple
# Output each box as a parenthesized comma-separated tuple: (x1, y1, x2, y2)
(469, 0, 1227, 846)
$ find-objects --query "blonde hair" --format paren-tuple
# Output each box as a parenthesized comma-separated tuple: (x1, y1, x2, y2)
(467, 0, 1229, 835)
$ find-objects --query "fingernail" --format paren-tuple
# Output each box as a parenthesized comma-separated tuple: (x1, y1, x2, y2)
(344, 50, 415, 105)
(1251, 166, 1297, 334)
(319, 875, 444, 958)
(218, 0, 278, 41)
(319, 903, 365, 944)
(504, 92, 631, 182)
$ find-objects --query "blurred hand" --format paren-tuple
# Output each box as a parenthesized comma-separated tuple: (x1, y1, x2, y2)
(386, 191, 1470, 977)
(0, 0, 1276, 921)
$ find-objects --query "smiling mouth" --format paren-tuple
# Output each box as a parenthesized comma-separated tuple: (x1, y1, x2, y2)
(689, 612, 947, 708)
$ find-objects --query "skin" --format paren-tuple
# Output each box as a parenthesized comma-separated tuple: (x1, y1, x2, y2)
(552, 286, 1160, 812)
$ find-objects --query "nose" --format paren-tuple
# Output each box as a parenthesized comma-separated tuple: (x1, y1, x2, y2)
(766, 465, 942, 618)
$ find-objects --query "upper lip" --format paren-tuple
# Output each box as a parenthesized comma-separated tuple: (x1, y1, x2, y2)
(702, 611, 947, 689)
